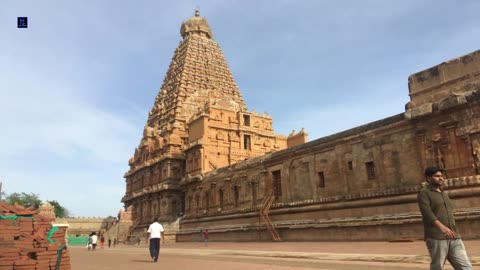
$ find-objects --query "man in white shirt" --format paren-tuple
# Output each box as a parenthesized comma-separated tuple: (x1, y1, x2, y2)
(91, 232, 98, 251)
(147, 218, 165, 262)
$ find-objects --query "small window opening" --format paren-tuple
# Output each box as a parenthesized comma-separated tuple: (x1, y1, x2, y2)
(318, 171, 325, 188)
(244, 135, 251, 150)
(243, 115, 250, 126)
(219, 190, 224, 209)
(366, 161, 376, 180)
(234, 186, 239, 207)
(272, 170, 282, 197)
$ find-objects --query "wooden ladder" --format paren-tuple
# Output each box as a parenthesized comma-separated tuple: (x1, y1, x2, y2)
(260, 191, 281, 241)
(124, 216, 141, 242)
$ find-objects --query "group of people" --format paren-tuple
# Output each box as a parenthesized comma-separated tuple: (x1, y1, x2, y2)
(86, 232, 98, 251)
(87, 232, 117, 251)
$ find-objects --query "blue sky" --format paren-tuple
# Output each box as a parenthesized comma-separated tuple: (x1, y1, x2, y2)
(1, 1, 479, 217)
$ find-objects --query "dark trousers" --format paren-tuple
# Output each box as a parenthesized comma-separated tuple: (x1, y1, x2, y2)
(149, 238, 160, 262)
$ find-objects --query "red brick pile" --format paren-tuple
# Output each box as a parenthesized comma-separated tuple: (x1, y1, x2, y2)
(0, 202, 70, 270)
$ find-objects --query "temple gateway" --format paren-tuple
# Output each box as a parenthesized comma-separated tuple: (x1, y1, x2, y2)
(120, 10, 480, 242)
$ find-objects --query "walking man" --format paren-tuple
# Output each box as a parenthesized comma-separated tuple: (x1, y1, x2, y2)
(90, 232, 98, 251)
(417, 166, 472, 270)
(147, 217, 165, 263)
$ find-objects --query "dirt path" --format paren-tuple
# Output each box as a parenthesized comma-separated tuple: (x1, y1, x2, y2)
(69, 240, 480, 270)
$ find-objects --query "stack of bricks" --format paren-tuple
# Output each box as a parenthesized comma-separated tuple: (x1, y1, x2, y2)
(0, 202, 70, 270)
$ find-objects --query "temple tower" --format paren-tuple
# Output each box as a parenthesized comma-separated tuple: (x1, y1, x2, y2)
(122, 9, 303, 227)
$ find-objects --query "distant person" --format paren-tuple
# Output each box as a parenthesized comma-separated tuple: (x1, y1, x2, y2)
(147, 217, 165, 263)
(87, 234, 92, 250)
(203, 229, 209, 247)
(100, 235, 105, 249)
(113, 238, 117, 248)
(108, 238, 112, 248)
(417, 166, 472, 270)
(91, 232, 98, 251)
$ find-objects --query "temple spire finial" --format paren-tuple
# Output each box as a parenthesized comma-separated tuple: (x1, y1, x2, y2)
(180, 7, 214, 39)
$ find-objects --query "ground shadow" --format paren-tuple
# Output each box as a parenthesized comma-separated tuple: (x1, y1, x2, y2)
(131, 260, 153, 263)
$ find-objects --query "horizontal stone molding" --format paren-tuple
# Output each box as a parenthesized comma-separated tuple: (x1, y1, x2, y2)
(181, 180, 480, 224)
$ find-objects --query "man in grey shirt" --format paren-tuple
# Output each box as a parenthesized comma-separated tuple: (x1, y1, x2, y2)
(417, 166, 472, 270)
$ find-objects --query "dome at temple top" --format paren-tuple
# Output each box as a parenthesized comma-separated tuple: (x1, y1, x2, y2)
(40, 201, 54, 210)
(39, 201, 56, 219)
(180, 8, 213, 39)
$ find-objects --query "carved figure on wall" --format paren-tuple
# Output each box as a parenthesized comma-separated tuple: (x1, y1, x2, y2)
(435, 145, 447, 177)
(265, 121, 273, 130)
(228, 131, 239, 142)
(142, 203, 147, 218)
(143, 125, 156, 138)
(154, 136, 163, 149)
(216, 131, 225, 141)
(128, 157, 134, 166)
(172, 166, 181, 178)
(263, 139, 272, 147)
(168, 132, 182, 145)
(472, 138, 480, 174)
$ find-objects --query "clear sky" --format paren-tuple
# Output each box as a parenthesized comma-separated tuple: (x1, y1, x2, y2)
(1, 1, 479, 217)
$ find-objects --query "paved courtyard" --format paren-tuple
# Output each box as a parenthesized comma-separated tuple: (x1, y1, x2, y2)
(70, 240, 480, 270)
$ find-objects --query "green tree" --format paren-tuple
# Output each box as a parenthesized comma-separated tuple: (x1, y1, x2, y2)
(47, 200, 71, 218)
(5, 192, 42, 208)
(3, 192, 71, 217)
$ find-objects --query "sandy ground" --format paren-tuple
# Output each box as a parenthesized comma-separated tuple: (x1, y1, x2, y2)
(69, 240, 480, 270)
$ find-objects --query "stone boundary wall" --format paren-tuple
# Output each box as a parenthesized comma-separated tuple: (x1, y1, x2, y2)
(55, 217, 110, 236)
(55, 217, 110, 222)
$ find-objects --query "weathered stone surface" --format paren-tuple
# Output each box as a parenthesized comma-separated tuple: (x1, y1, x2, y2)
(408, 50, 480, 110)
(405, 103, 433, 119)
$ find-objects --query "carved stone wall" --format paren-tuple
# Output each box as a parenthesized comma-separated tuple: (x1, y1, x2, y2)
(184, 105, 288, 176)
(178, 49, 480, 241)
(54, 217, 110, 236)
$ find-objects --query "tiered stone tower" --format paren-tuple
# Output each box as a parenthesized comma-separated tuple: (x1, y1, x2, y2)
(121, 9, 304, 228)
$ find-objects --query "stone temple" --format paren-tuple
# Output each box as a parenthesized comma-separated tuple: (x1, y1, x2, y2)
(120, 9, 480, 242)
